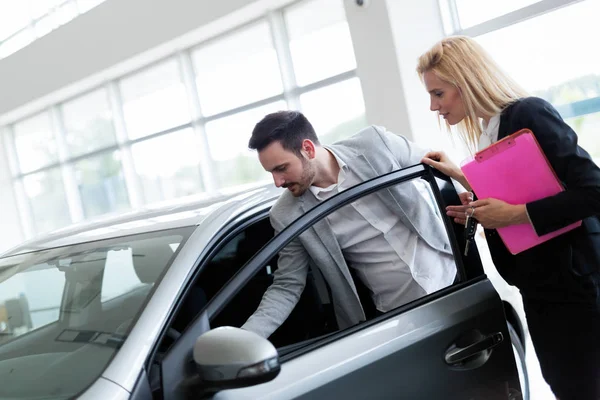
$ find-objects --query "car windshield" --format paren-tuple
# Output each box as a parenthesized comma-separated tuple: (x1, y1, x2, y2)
(0, 227, 193, 400)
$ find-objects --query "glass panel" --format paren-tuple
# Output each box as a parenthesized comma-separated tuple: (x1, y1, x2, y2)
(0, 0, 31, 41)
(131, 128, 204, 204)
(23, 168, 71, 234)
(192, 21, 283, 116)
(477, 1, 600, 104)
(14, 112, 59, 174)
(100, 248, 143, 302)
(204, 102, 286, 189)
(476, 1, 600, 163)
(0, 227, 191, 399)
(455, 0, 540, 29)
(208, 177, 457, 348)
(120, 58, 191, 140)
(61, 88, 117, 157)
(73, 151, 130, 218)
(0, 28, 35, 59)
(565, 111, 600, 163)
(300, 78, 367, 144)
(0, 255, 65, 336)
(284, 0, 356, 86)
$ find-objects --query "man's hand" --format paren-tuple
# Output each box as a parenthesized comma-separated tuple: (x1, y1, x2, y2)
(446, 192, 473, 225)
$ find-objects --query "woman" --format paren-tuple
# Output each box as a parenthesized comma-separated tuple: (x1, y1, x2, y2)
(417, 35, 600, 400)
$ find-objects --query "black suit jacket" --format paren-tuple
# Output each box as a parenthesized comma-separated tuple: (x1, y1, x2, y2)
(484, 97, 600, 302)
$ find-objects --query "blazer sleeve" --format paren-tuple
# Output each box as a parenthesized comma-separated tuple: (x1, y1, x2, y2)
(515, 98, 600, 235)
(241, 213, 309, 338)
(374, 126, 468, 193)
(374, 126, 430, 166)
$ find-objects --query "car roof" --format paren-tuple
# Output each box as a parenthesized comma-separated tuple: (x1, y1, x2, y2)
(2, 182, 282, 257)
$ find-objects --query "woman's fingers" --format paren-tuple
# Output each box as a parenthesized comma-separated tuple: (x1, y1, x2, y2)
(454, 217, 467, 225)
(458, 191, 473, 205)
(423, 151, 443, 161)
(447, 205, 470, 225)
(446, 205, 469, 214)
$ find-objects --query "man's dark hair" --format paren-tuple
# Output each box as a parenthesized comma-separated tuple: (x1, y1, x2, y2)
(248, 111, 320, 155)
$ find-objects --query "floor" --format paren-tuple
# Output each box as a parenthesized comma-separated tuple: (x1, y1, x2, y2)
(474, 232, 556, 400)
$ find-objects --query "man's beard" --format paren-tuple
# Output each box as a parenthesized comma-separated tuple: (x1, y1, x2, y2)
(283, 158, 315, 197)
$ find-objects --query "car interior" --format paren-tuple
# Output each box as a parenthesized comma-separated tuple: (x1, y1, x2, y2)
(0, 233, 184, 399)
(164, 175, 474, 356)
(168, 217, 346, 351)
(149, 173, 492, 400)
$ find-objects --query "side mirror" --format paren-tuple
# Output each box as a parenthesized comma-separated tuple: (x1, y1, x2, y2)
(193, 326, 280, 390)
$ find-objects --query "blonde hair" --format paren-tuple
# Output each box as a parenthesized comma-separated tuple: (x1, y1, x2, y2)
(417, 35, 528, 152)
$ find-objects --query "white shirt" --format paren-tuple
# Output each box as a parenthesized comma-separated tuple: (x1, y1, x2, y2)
(309, 149, 457, 312)
(478, 114, 501, 150)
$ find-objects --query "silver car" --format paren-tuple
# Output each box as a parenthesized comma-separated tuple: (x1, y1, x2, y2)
(0, 165, 529, 399)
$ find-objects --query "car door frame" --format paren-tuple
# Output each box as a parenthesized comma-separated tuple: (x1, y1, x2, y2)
(158, 164, 517, 399)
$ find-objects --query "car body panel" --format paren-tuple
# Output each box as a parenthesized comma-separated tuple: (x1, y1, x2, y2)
(78, 377, 130, 400)
(99, 188, 279, 391)
(0, 166, 527, 399)
(214, 280, 519, 400)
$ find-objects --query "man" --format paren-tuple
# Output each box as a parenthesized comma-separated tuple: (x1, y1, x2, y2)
(242, 111, 456, 338)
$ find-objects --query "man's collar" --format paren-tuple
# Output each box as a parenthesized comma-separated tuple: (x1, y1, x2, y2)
(309, 147, 348, 198)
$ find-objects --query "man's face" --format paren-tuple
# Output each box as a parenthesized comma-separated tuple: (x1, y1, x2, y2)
(258, 141, 315, 197)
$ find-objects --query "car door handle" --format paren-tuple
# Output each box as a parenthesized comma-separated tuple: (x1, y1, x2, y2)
(445, 331, 504, 366)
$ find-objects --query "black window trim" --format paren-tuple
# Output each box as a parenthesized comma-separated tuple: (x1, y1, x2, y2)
(157, 164, 488, 393)
(206, 164, 470, 319)
(145, 205, 274, 369)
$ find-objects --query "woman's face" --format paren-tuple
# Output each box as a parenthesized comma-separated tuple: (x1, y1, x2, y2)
(423, 70, 465, 125)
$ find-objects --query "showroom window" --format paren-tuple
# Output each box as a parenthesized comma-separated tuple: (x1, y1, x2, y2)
(1, 0, 364, 238)
(119, 58, 192, 140)
(443, 0, 600, 161)
(61, 88, 117, 158)
(192, 21, 283, 117)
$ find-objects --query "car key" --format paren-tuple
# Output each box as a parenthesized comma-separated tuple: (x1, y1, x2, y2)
(464, 211, 477, 256)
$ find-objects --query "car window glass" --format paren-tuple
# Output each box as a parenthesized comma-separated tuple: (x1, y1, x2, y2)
(209, 176, 462, 351)
(0, 227, 192, 400)
(0, 255, 64, 339)
(101, 248, 143, 302)
(100, 235, 183, 303)
(168, 218, 274, 334)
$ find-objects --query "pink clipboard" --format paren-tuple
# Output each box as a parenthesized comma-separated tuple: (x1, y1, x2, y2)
(460, 129, 581, 255)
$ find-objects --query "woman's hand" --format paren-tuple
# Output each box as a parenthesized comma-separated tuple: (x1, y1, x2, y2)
(446, 191, 473, 225)
(467, 198, 529, 229)
(421, 151, 469, 189)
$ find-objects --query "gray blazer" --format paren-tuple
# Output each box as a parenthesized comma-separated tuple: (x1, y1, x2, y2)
(242, 126, 453, 338)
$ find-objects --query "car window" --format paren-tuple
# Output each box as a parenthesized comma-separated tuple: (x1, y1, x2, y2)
(0, 255, 64, 338)
(156, 167, 490, 400)
(0, 227, 193, 400)
(101, 248, 144, 302)
(202, 174, 469, 352)
(168, 218, 276, 333)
